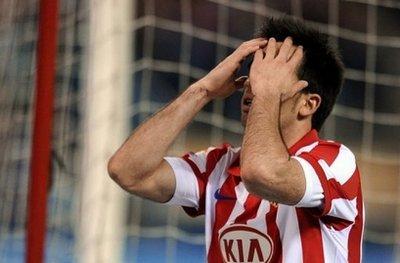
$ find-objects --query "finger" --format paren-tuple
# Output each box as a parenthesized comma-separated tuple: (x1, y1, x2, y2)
(238, 37, 267, 50)
(293, 80, 309, 93)
(241, 39, 268, 51)
(282, 80, 309, 101)
(264, 37, 277, 61)
(245, 38, 268, 45)
(253, 39, 269, 50)
(253, 48, 264, 64)
(288, 45, 304, 69)
(276, 37, 293, 61)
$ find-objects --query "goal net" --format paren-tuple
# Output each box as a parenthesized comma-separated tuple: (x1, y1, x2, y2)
(0, 0, 399, 262)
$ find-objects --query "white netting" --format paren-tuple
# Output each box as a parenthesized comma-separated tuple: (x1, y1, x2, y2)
(0, 0, 88, 261)
(0, 0, 399, 262)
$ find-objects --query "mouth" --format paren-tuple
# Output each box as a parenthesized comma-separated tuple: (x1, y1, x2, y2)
(242, 98, 252, 112)
(243, 98, 252, 106)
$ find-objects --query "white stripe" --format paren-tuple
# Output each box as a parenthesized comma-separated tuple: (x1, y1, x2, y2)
(292, 156, 324, 208)
(295, 141, 319, 156)
(320, 221, 352, 263)
(223, 182, 249, 225)
(328, 198, 358, 223)
(187, 150, 207, 173)
(276, 206, 303, 263)
(247, 200, 270, 233)
(330, 145, 357, 184)
(318, 158, 356, 186)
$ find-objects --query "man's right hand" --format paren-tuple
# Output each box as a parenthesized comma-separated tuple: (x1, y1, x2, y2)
(196, 38, 267, 100)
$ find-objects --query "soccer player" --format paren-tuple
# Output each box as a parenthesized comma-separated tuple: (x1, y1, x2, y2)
(108, 17, 364, 262)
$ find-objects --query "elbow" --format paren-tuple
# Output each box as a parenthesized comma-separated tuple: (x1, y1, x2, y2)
(107, 153, 137, 190)
(107, 154, 119, 181)
(241, 162, 276, 195)
(107, 154, 124, 183)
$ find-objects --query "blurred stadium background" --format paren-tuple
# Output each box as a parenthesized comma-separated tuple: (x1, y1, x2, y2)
(1, 0, 400, 262)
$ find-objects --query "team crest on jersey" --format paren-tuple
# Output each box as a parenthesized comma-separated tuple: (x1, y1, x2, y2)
(219, 224, 273, 263)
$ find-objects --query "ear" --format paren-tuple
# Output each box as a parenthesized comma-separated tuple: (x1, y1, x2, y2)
(298, 93, 321, 117)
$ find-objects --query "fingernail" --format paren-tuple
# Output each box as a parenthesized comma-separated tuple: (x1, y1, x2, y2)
(299, 45, 303, 49)
(269, 37, 275, 41)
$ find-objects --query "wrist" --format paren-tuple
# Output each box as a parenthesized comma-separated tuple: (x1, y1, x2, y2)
(251, 91, 280, 111)
(185, 83, 212, 104)
(253, 86, 281, 100)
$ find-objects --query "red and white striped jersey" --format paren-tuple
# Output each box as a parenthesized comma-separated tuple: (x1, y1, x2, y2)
(164, 129, 364, 263)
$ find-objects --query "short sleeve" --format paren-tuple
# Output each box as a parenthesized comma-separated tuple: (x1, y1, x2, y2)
(163, 149, 210, 217)
(292, 156, 324, 208)
(293, 144, 360, 223)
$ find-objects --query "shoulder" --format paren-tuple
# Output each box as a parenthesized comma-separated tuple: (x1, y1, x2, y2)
(303, 139, 356, 166)
(203, 143, 240, 165)
(199, 143, 240, 158)
(185, 143, 240, 171)
(301, 139, 358, 184)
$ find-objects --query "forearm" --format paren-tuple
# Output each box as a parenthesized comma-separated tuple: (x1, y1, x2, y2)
(241, 94, 289, 171)
(241, 94, 292, 200)
(109, 83, 210, 183)
(241, 37, 307, 203)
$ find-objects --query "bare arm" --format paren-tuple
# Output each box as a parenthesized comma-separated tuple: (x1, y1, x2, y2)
(108, 84, 210, 202)
(241, 37, 309, 205)
(108, 38, 268, 202)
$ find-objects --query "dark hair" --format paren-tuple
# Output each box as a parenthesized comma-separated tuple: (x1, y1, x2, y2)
(255, 16, 344, 131)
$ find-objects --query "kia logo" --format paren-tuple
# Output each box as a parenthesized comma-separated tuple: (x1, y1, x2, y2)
(219, 224, 273, 263)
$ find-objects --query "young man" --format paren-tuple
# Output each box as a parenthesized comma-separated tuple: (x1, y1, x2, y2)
(108, 17, 364, 262)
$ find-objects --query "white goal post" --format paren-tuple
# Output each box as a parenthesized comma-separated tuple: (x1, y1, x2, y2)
(76, 0, 132, 262)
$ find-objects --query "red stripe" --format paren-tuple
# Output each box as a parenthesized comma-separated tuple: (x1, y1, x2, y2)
(233, 195, 261, 224)
(208, 176, 240, 262)
(296, 208, 325, 262)
(183, 154, 202, 176)
(208, 176, 241, 263)
(182, 146, 229, 217)
(309, 142, 341, 166)
(266, 205, 282, 263)
(329, 168, 360, 200)
(320, 215, 353, 231)
(348, 180, 364, 262)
